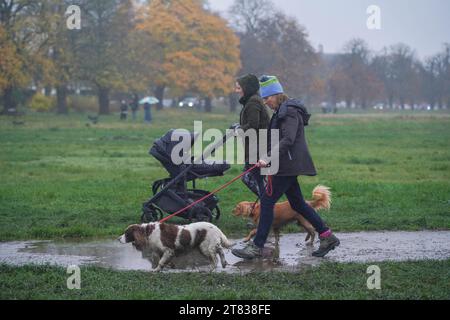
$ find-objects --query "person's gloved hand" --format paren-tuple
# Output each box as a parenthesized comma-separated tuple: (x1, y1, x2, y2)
(229, 123, 240, 130)
(257, 159, 269, 168)
(229, 123, 241, 136)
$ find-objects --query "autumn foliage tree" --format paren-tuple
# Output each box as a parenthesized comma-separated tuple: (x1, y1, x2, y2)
(136, 0, 241, 111)
(72, 0, 135, 114)
(0, 25, 28, 111)
(0, 0, 51, 114)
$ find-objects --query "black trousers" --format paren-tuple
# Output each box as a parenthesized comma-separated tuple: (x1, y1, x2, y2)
(253, 175, 329, 248)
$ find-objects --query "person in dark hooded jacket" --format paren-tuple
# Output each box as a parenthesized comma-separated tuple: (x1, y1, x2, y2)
(232, 75, 340, 260)
(235, 74, 270, 197)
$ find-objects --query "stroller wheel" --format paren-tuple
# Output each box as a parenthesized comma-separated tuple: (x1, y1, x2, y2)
(192, 205, 213, 223)
(141, 204, 160, 223)
(211, 205, 221, 221)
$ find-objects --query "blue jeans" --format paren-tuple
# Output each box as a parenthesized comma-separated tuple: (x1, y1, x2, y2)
(144, 108, 152, 122)
(253, 175, 329, 248)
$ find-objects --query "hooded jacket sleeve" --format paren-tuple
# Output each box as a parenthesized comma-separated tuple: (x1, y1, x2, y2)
(240, 102, 261, 131)
(261, 107, 299, 164)
(273, 108, 298, 157)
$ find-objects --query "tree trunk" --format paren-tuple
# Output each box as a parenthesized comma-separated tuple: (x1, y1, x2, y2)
(1, 86, 16, 115)
(154, 85, 165, 110)
(399, 97, 405, 110)
(388, 94, 394, 109)
(345, 97, 352, 109)
(204, 97, 212, 113)
(329, 89, 337, 109)
(361, 98, 367, 109)
(228, 93, 238, 113)
(44, 86, 52, 97)
(428, 98, 435, 109)
(98, 87, 110, 115)
(56, 85, 68, 114)
(171, 98, 178, 108)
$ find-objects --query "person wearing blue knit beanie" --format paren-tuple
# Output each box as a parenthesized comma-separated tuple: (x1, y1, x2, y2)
(232, 75, 340, 259)
(259, 75, 284, 99)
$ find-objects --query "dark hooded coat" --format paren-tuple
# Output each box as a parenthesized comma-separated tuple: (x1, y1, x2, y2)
(268, 98, 317, 176)
(237, 74, 271, 163)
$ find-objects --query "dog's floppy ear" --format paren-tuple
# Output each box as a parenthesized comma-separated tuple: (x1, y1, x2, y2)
(247, 202, 260, 218)
(238, 202, 253, 217)
(232, 202, 244, 216)
(126, 224, 147, 250)
(241, 202, 250, 216)
(123, 224, 138, 243)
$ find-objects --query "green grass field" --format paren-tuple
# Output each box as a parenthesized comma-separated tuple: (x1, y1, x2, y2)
(1, 260, 450, 300)
(1, 109, 449, 300)
(1, 110, 449, 240)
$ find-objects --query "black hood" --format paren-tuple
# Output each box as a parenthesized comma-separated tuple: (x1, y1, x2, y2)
(237, 74, 260, 104)
(278, 98, 311, 126)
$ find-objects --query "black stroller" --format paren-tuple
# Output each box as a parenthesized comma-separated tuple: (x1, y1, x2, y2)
(141, 129, 231, 223)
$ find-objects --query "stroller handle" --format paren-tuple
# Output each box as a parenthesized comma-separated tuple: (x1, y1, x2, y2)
(193, 128, 236, 164)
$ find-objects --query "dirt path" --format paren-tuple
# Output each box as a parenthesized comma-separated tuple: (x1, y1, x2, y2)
(1, 231, 449, 273)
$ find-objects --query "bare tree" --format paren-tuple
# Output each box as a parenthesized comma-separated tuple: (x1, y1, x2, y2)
(258, 12, 318, 101)
(338, 39, 383, 108)
(228, 0, 274, 34)
(388, 44, 419, 109)
(439, 43, 450, 108)
(229, 0, 320, 104)
(372, 50, 396, 108)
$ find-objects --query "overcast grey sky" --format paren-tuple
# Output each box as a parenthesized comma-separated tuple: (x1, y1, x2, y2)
(209, 0, 450, 60)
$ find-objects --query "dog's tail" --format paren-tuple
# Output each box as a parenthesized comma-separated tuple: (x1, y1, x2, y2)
(309, 185, 332, 211)
(217, 228, 234, 248)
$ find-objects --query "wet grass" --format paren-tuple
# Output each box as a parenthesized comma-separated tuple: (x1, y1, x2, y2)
(1, 259, 449, 299)
(1, 110, 449, 301)
(0, 110, 449, 240)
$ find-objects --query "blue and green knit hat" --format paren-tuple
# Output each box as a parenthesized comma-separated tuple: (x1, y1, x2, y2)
(259, 75, 284, 98)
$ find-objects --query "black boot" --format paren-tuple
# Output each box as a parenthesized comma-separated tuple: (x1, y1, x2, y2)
(312, 234, 340, 257)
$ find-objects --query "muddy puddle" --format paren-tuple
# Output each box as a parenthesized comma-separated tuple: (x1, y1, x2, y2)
(1, 231, 450, 274)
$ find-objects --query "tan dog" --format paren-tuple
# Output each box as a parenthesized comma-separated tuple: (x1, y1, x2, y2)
(232, 185, 331, 246)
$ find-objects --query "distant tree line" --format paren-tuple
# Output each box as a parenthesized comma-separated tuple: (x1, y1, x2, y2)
(0, 0, 240, 114)
(1, 0, 449, 115)
(230, 0, 450, 111)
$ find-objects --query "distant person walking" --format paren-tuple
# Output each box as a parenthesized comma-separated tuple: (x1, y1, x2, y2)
(143, 102, 152, 123)
(120, 100, 128, 120)
(131, 95, 139, 121)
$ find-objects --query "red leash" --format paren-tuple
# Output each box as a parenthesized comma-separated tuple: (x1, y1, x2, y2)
(159, 164, 259, 223)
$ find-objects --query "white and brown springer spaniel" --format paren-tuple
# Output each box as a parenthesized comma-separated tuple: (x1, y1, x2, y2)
(118, 222, 233, 272)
